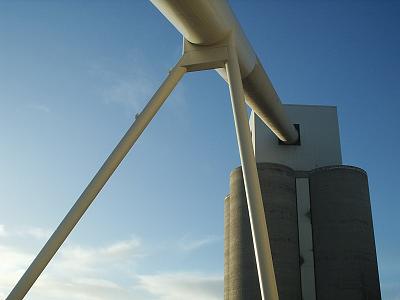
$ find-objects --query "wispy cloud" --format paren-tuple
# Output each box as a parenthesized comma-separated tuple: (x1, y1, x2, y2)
(0, 225, 222, 300)
(104, 74, 156, 113)
(137, 272, 223, 300)
(89, 57, 158, 115)
(178, 235, 221, 252)
(0, 245, 35, 298)
(18, 226, 52, 239)
(0, 224, 7, 237)
(33, 237, 143, 300)
(89, 55, 187, 118)
(379, 252, 400, 300)
(0, 224, 51, 240)
(24, 103, 51, 113)
(0, 225, 142, 300)
(54, 237, 143, 275)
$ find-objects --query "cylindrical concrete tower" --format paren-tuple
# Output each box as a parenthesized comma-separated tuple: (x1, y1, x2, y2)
(226, 163, 301, 300)
(309, 166, 381, 300)
(224, 195, 230, 300)
(225, 105, 381, 299)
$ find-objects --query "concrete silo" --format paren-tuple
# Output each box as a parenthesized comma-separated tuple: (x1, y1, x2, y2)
(226, 164, 301, 300)
(224, 105, 381, 300)
(309, 166, 381, 300)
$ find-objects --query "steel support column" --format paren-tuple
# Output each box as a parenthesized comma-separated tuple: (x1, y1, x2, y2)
(225, 38, 279, 300)
(6, 64, 186, 300)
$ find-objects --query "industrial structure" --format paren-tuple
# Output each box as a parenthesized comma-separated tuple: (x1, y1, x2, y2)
(6, 1, 381, 300)
(224, 106, 381, 299)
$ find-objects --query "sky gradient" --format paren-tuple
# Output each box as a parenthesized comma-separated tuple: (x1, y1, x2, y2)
(1, 0, 399, 299)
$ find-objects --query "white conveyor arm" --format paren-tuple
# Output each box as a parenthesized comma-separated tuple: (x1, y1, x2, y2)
(150, 0, 298, 144)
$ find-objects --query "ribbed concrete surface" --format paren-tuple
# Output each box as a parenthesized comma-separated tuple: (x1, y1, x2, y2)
(226, 163, 301, 300)
(309, 166, 381, 300)
(224, 195, 230, 300)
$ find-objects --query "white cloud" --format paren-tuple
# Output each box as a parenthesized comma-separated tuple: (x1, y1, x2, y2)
(89, 59, 158, 115)
(89, 58, 187, 118)
(178, 235, 221, 252)
(137, 272, 223, 300)
(54, 237, 142, 275)
(0, 245, 35, 299)
(0, 226, 223, 300)
(0, 224, 7, 237)
(32, 275, 131, 300)
(18, 227, 52, 239)
(0, 224, 51, 240)
(0, 233, 142, 300)
(105, 75, 156, 113)
(24, 104, 51, 113)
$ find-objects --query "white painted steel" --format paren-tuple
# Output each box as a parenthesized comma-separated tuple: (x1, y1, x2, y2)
(150, 0, 298, 144)
(250, 105, 342, 171)
(225, 39, 279, 300)
(150, 0, 255, 76)
(6, 65, 187, 300)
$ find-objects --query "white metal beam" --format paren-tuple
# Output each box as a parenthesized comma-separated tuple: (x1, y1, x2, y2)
(6, 64, 186, 300)
(225, 36, 279, 300)
(150, 0, 299, 144)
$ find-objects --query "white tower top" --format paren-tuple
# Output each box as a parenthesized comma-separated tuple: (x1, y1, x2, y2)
(250, 104, 342, 171)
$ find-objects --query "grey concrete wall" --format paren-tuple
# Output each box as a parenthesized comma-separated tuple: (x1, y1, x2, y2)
(224, 164, 381, 299)
(309, 166, 381, 300)
(224, 195, 230, 300)
(228, 167, 261, 300)
(226, 163, 301, 300)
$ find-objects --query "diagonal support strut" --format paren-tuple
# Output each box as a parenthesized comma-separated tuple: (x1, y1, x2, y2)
(225, 37, 279, 300)
(6, 63, 186, 300)
(7, 35, 280, 300)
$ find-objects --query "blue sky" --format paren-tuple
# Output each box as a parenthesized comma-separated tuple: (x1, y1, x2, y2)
(0, 0, 399, 299)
